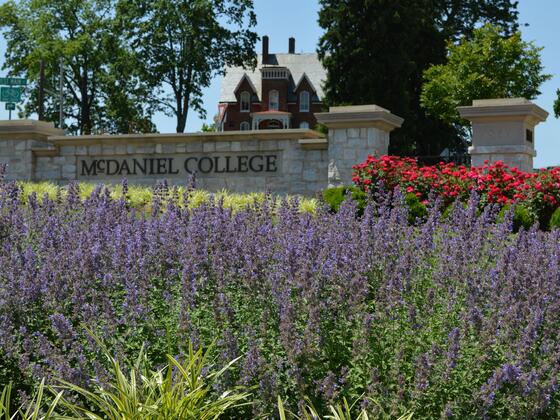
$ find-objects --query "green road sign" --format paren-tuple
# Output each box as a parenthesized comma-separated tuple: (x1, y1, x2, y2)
(0, 87, 22, 103)
(0, 77, 27, 86)
(5, 103, 15, 111)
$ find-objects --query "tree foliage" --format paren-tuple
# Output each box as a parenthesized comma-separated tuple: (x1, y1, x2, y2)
(421, 24, 550, 125)
(0, 0, 155, 135)
(0, 0, 257, 134)
(434, 0, 520, 40)
(116, 0, 258, 133)
(317, 0, 520, 156)
(555, 89, 560, 118)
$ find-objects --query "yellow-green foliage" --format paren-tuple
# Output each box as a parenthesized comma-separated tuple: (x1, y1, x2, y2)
(16, 182, 319, 213)
(0, 335, 249, 420)
(277, 396, 414, 420)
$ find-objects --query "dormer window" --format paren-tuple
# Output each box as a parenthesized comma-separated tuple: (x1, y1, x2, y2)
(300, 91, 310, 112)
(240, 91, 251, 112)
(269, 90, 279, 111)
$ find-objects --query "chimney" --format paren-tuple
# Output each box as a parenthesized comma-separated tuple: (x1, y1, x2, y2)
(289, 37, 296, 54)
(262, 35, 269, 64)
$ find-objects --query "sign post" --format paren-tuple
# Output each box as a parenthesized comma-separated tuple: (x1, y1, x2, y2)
(0, 77, 26, 120)
(5, 102, 15, 120)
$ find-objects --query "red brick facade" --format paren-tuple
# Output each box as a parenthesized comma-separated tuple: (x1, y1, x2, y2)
(218, 37, 325, 131)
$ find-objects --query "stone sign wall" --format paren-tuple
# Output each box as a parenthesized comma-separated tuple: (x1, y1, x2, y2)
(1, 99, 548, 194)
(0, 105, 403, 195)
(33, 131, 328, 195)
(77, 153, 281, 178)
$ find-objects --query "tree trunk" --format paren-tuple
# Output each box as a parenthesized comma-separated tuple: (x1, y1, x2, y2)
(81, 101, 92, 135)
(176, 98, 189, 133)
(80, 72, 92, 135)
(175, 67, 193, 133)
(176, 96, 186, 133)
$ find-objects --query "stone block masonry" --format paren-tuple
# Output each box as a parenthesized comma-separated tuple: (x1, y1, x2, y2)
(1, 98, 549, 194)
(316, 105, 404, 187)
(458, 98, 549, 173)
(0, 105, 403, 196)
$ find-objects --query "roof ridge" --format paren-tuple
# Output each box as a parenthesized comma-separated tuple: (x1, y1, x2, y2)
(219, 52, 327, 103)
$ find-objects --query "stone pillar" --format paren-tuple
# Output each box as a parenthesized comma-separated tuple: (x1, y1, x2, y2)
(0, 120, 63, 181)
(458, 98, 548, 172)
(315, 105, 403, 187)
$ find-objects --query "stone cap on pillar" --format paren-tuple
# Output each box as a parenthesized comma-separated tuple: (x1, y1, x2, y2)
(0, 120, 64, 141)
(458, 98, 549, 125)
(315, 104, 404, 131)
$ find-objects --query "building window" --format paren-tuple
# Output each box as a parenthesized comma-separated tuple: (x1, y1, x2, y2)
(240, 91, 250, 112)
(240, 121, 250, 131)
(299, 121, 310, 129)
(262, 68, 289, 79)
(269, 90, 279, 111)
(300, 91, 310, 112)
(526, 129, 533, 143)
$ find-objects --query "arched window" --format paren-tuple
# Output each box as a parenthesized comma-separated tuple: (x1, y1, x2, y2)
(240, 91, 251, 112)
(299, 91, 310, 112)
(299, 121, 310, 129)
(240, 121, 250, 131)
(267, 120, 282, 129)
(269, 90, 279, 111)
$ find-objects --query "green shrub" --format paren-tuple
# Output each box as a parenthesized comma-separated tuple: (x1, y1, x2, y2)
(536, 204, 557, 231)
(323, 186, 367, 214)
(405, 193, 428, 223)
(549, 207, 560, 230)
(498, 204, 536, 231)
(323, 188, 427, 223)
(323, 186, 347, 212)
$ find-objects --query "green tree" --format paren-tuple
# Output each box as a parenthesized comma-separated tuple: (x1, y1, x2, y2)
(554, 90, 560, 118)
(117, 0, 257, 133)
(421, 25, 550, 126)
(0, 0, 154, 134)
(435, 0, 519, 40)
(102, 39, 159, 134)
(201, 122, 217, 132)
(317, 0, 520, 156)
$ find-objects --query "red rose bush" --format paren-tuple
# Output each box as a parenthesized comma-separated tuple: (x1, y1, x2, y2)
(352, 155, 560, 227)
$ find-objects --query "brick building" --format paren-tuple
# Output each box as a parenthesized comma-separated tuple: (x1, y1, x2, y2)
(218, 36, 327, 131)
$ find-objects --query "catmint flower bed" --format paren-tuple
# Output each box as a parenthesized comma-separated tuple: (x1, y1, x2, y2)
(1, 176, 560, 418)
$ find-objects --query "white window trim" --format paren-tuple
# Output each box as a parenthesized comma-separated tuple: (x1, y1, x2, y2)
(240, 91, 251, 113)
(300, 91, 310, 112)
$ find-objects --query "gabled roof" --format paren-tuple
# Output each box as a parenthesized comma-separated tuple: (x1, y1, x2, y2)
(293, 73, 318, 94)
(219, 53, 327, 103)
(233, 73, 258, 96)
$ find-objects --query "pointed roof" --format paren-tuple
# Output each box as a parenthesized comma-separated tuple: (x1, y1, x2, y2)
(293, 73, 318, 94)
(233, 73, 258, 95)
(219, 53, 327, 103)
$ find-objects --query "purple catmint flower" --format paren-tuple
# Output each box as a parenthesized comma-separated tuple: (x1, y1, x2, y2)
(0, 184, 559, 418)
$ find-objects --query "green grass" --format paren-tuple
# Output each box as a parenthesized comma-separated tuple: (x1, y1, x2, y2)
(16, 182, 319, 213)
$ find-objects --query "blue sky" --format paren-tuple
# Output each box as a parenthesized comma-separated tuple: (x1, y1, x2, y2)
(0, 0, 558, 167)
